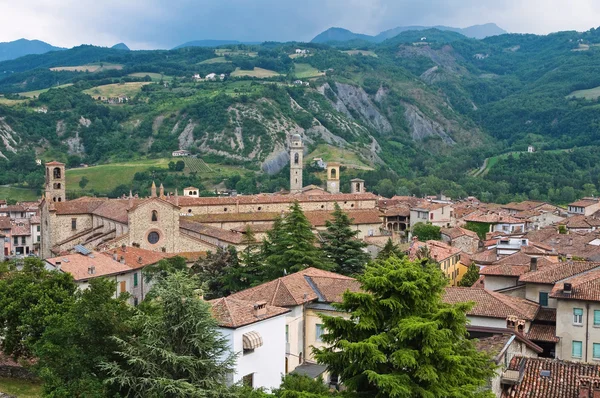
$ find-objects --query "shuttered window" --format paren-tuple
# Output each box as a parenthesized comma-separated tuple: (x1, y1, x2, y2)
(595, 310, 600, 326)
(572, 341, 583, 358)
(574, 308, 584, 325)
(539, 292, 549, 307)
(594, 344, 600, 360)
(133, 273, 138, 287)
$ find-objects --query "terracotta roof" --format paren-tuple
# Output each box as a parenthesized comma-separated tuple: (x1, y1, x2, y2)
(0, 205, 25, 212)
(171, 192, 378, 207)
(231, 223, 274, 233)
(474, 334, 513, 358)
(304, 210, 382, 226)
(471, 249, 498, 264)
(188, 209, 382, 226)
(463, 211, 523, 224)
(180, 221, 245, 244)
(481, 253, 555, 277)
(526, 324, 559, 343)
(382, 205, 411, 217)
(45, 161, 65, 166)
(230, 268, 360, 307)
(560, 215, 600, 229)
(520, 261, 600, 284)
(441, 227, 479, 240)
(502, 357, 600, 398)
(30, 215, 41, 224)
(569, 199, 600, 208)
(550, 268, 600, 302)
(0, 216, 11, 230)
(210, 297, 290, 328)
(535, 307, 557, 322)
(443, 287, 539, 321)
(524, 228, 600, 260)
(100, 246, 175, 270)
(46, 251, 132, 281)
(408, 240, 462, 262)
(52, 199, 106, 215)
(501, 201, 548, 212)
(11, 220, 30, 236)
(91, 200, 131, 224)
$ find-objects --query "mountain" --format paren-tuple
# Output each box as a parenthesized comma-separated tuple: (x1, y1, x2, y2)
(172, 40, 260, 49)
(311, 23, 507, 43)
(0, 38, 64, 62)
(111, 43, 130, 51)
(311, 27, 375, 44)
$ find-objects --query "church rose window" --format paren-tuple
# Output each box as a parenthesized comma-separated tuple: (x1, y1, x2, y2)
(148, 231, 160, 244)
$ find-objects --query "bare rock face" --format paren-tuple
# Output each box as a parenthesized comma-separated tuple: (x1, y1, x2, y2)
(0, 118, 19, 159)
(403, 103, 455, 145)
(178, 120, 196, 150)
(66, 131, 85, 155)
(331, 83, 392, 134)
(261, 144, 290, 175)
(78, 116, 91, 127)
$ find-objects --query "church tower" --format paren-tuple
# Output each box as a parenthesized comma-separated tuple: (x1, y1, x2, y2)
(289, 134, 303, 194)
(45, 161, 66, 203)
(327, 162, 340, 194)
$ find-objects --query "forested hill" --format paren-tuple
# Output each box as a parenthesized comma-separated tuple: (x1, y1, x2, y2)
(1, 26, 600, 204)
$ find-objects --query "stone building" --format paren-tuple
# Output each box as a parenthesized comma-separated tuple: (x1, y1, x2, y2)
(289, 134, 303, 194)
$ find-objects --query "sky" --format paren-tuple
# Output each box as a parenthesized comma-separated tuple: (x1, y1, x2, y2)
(1, 0, 600, 50)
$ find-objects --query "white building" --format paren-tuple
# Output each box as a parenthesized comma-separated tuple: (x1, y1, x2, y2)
(205, 73, 217, 81)
(172, 150, 191, 157)
(528, 145, 535, 153)
(211, 297, 289, 390)
(183, 186, 200, 198)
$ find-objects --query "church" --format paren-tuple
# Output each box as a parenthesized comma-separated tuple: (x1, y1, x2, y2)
(40, 135, 384, 259)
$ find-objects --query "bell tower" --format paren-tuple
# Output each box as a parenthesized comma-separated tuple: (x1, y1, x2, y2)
(289, 134, 303, 194)
(327, 162, 340, 194)
(45, 161, 66, 203)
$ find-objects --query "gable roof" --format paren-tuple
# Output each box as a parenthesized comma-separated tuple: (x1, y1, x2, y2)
(210, 297, 290, 328)
(519, 261, 600, 284)
(229, 268, 361, 307)
(550, 268, 600, 302)
(441, 227, 479, 240)
(100, 246, 176, 270)
(480, 253, 555, 277)
(408, 240, 462, 263)
(46, 251, 132, 281)
(443, 287, 539, 321)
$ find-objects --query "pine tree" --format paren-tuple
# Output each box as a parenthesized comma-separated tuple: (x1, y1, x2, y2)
(261, 202, 332, 281)
(101, 272, 236, 397)
(321, 203, 369, 276)
(376, 238, 405, 260)
(314, 257, 496, 398)
(458, 263, 481, 287)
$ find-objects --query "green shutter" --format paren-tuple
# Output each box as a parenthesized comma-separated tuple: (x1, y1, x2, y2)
(572, 341, 582, 358)
(133, 272, 138, 287)
(539, 292, 549, 307)
(595, 311, 600, 326)
(594, 344, 600, 359)
(574, 308, 584, 316)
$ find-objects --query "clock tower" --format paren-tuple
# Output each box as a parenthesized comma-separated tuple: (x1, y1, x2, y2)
(326, 162, 340, 194)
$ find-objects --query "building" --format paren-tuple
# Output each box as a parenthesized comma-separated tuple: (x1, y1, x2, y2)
(172, 150, 191, 157)
(463, 211, 526, 234)
(441, 227, 481, 254)
(527, 145, 535, 153)
(211, 297, 289, 389)
(409, 202, 454, 229)
(289, 134, 303, 194)
(408, 239, 466, 285)
(326, 162, 340, 194)
(183, 186, 200, 198)
(568, 198, 600, 216)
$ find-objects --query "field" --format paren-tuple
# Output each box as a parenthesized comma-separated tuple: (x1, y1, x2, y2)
(184, 157, 213, 173)
(306, 144, 372, 170)
(0, 96, 27, 106)
(0, 377, 42, 398)
(82, 82, 150, 98)
(289, 53, 313, 59)
(230, 67, 280, 78)
(200, 57, 230, 64)
(17, 84, 73, 98)
(215, 49, 258, 57)
(567, 86, 600, 100)
(293, 63, 324, 79)
(342, 50, 378, 57)
(127, 72, 173, 82)
(66, 159, 171, 193)
(50, 63, 123, 72)
(0, 186, 39, 202)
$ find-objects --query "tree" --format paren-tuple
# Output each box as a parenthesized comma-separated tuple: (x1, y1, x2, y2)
(144, 256, 188, 283)
(458, 264, 480, 287)
(314, 257, 496, 398)
(376, 238, 405, 260)
(0, 258, 77, 359)
(175, 160, 185, 171)
(261, 202, 332, 281)
(35, 278, 133, 397)
(78, 176, 89, 189)
(412, 222, 441, 241)
(321, 203, 369, 276)
(273, 374, 335, 398)
(101, 272, 236, 397)
(191, 246, 253, 299)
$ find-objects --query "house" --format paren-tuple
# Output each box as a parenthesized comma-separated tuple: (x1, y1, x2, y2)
(410, 202, 454, 229)
(559, 214, 600, 232)
(193, 73, 201, 81)
(172, 150, 191, 157)
(408, 239, 466, 285)
(211, 297, 289, 389)
(205, 73, 217, 81)
(228, 267, 361, 379)
(568, 198, 600, 216)
(295, 49, 308, 55)
(463, 211, 526, 234)
(312, 158, 326, 169)
(480, 252, 555, 292)
(219, 74, 226, 81)
(528, 145, 535, 153)
(440, 226, 481, 254)
(293, 80, 303, 85)
(183, 186, 200, 198)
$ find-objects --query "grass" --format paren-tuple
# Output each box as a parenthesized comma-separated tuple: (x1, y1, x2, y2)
(306, 144, 372, 170)
(342, 50, 378, 57)
(293, 63, 324, 79)
(184, 157, 213, 173)
(66, 158, 171, 193)
(127, 72, 173, 82)
(289, 53, 313, 59)
(199, 57, 230, 64)
(215, 49, 257, 57)
(230, 67, 280, 78)
(17, 84, 73, 98)
(0, 377, 42, 398)
(0, 96, 27, 106)
(567, 86, 600, 100)
(0, 186, 39, 202)
(82, 82, 150, 98)
(50, 62, 123, 72)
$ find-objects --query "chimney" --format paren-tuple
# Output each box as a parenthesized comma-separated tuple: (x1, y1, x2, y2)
(506, 315, 518, 330)
(112, 252, 118, 261)
(516, 319, 526, 334)
(254, 301, 267, 317)
(121, 244, 126, 252)
(120, 256, 125, 264)
(55, 261, 61, 271)
(530, 257, 538, 272)
(564, 282, 573, 294)
(88, 265, 95, 275)
(137, 256, 143, 264)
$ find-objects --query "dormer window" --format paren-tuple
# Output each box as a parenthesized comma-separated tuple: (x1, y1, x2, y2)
(151, 210, 158, 222)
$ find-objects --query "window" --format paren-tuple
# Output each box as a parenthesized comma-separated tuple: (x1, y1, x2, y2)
(53, 167, 61, 179)
(37, 236, 40, 242)
(595, 310, 600, 326)
(133, 297, 139, 306)
(594, 344, 600, 360)
(37, 225, 40, 232)
(242, 373, 254, 388)
(572, 340, 583, 358)
(71, 218, 77, 230)
(21, 237, 25, 245)
(539, 292, 549, 307)
(148, 231, 160, 244)
(316, 324, 324, 342)
(430, 213, 434, 220)
(119, 281, 126, 294)
(294, 152, 299, 164)
(133, 272, 138, 287)
(13, 236, 17, 245)
(574, 308, 584, 325)
(151, 210, 158, 222)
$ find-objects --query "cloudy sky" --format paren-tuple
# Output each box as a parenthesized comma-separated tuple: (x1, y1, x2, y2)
(1, 0, 600, 49)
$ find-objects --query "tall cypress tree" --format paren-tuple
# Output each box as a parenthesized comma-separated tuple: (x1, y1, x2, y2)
(261, 201, 332, 281)
(321, 203, 370, 276)
(314, 257, 496, 397)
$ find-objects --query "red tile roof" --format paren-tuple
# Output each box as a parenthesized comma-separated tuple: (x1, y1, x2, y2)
(443, 287, 539, 321)
(550, 268, 600, 302)
(480, 253, 555, 277)
(471, 249, 498, 265)
(520, 261, 600, 284)
(100, 246, 176, 270)
(46, 251, 132, 281)
(526, 324, 559, 343)
(210, 297, 290, 328)
(569, 199, 600, 208)
(171, 192, 378, 207)
(45, 161, 65, 166)
(463, 211, 524, 224)
(441, 227, 480, 240)
(535, 307, 557, 322)
(408, 240, 462, 263)
(180, 221, 245, 244)
(502, 357, 600, 398)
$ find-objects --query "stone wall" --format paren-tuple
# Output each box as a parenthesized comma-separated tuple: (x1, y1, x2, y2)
(128, 200, 180, 252)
